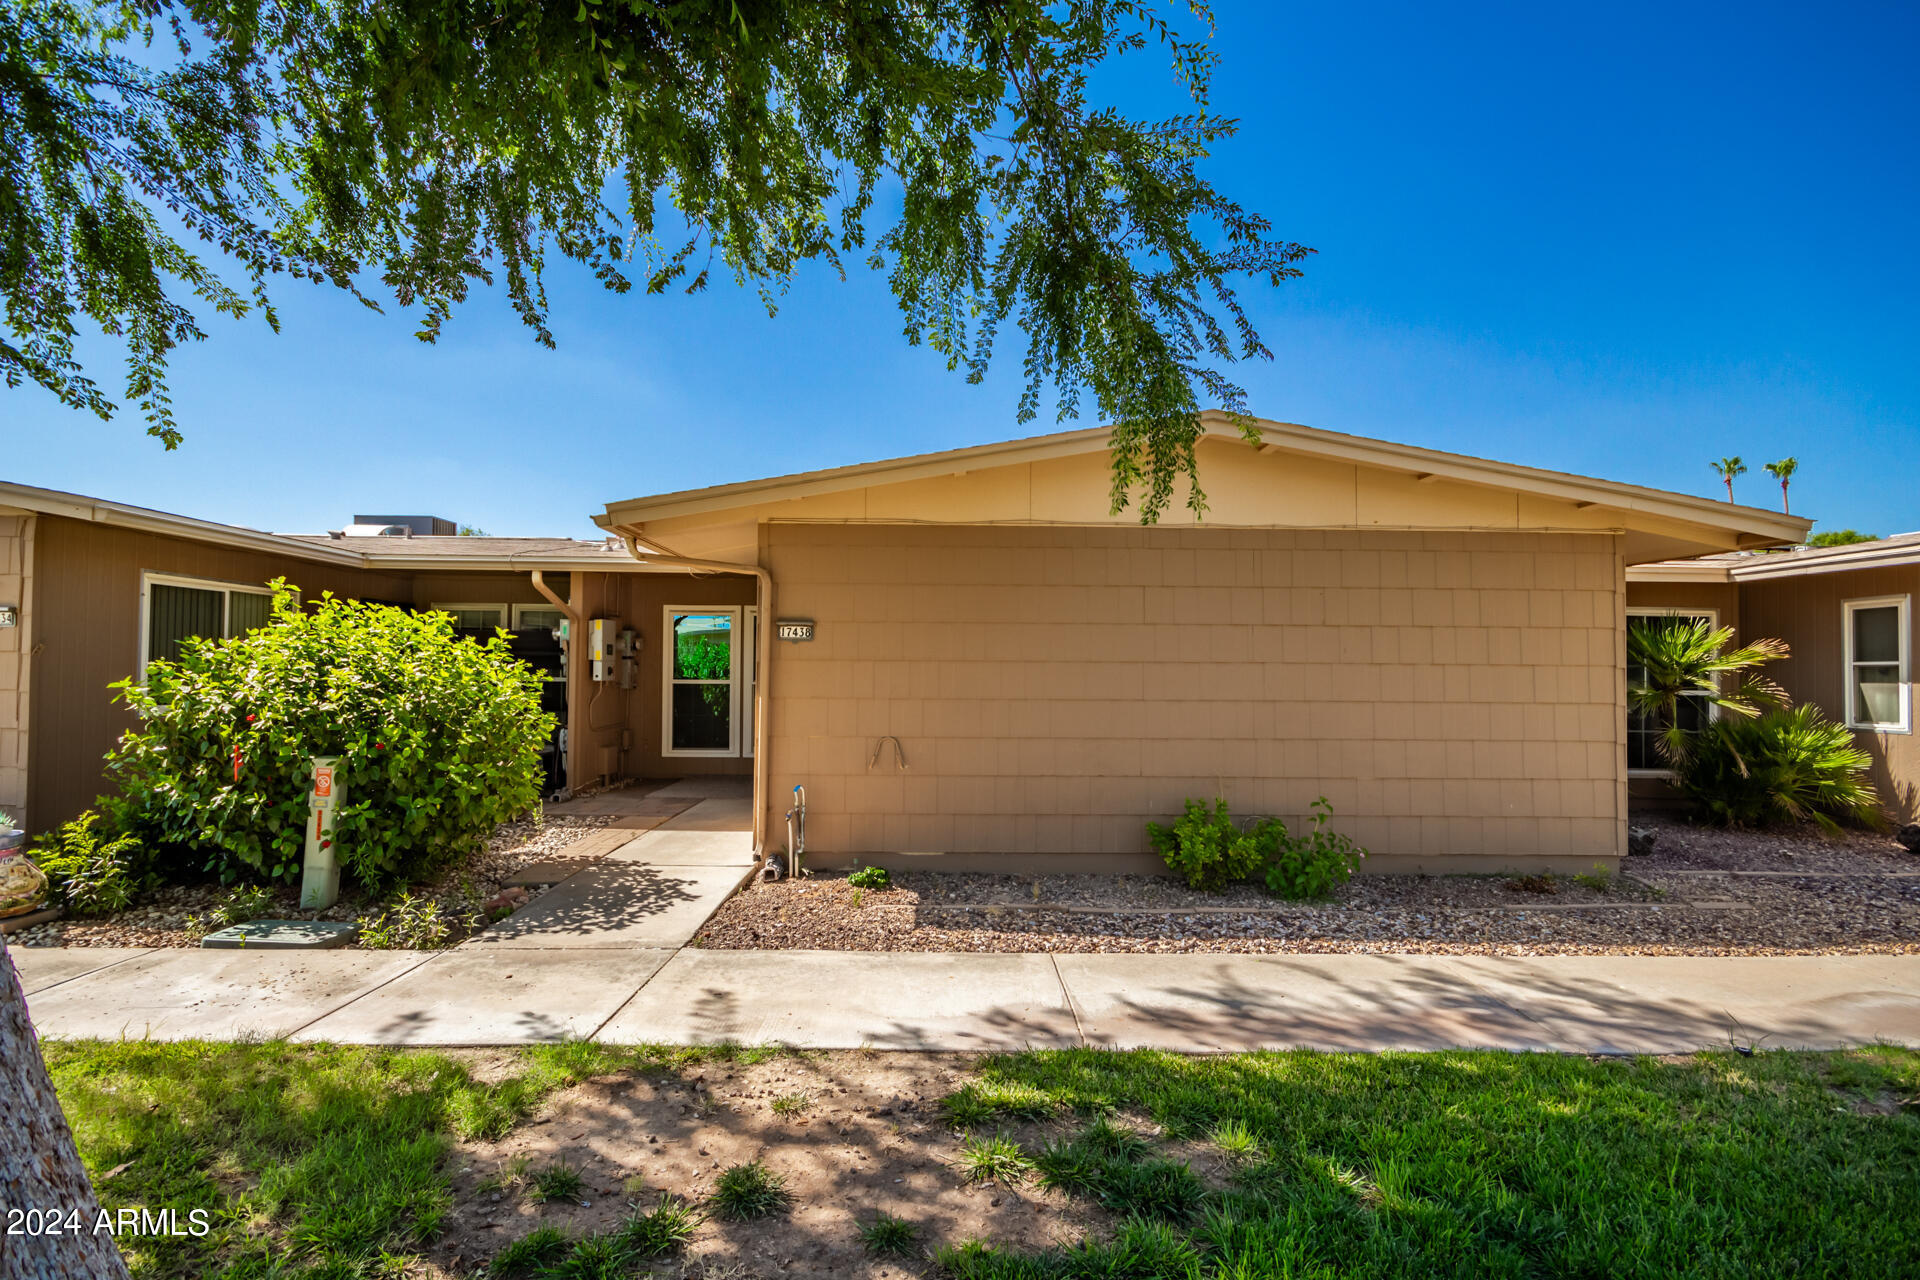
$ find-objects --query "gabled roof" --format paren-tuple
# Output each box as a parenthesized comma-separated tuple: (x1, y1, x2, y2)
(596, 412, 1811, 563)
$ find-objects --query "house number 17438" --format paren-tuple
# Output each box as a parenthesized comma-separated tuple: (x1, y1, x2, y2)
(775, 619, 814, 642)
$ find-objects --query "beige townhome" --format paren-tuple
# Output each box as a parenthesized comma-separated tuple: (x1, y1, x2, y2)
(596, 412, 1808, 874)
(1628, 534, 1920, 823)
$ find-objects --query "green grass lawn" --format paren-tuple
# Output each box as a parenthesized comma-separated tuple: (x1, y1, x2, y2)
(940, 1048, 1920, 1279)
(42, 1041, 1920, 1279)
(42, 1040, 754, 1279)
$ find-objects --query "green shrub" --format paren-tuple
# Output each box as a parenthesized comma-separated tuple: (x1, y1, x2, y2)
(32, 810, 146, 916)
(108, 583, 554, 890)
(1262, 797, 1365, 900)
(1676, 704, 1881, 831)
(847, 865, 891, 890)
(1146, 798, 1277, 891)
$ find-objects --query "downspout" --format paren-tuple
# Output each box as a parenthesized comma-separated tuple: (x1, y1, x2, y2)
(529, 569, 579, 627)
(616, 535, 774, 858)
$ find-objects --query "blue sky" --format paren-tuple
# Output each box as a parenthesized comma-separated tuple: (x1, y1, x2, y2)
(5, 0, 1915, 539)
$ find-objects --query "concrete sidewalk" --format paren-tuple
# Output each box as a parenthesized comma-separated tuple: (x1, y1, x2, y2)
(16, 945, 1920, 1053)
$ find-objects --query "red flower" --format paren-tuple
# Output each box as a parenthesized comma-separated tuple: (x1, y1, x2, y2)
(246, 714, 256, 722)
(374, 742, 384, 750)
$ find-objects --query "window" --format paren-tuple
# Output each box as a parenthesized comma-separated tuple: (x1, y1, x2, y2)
(662, 606, 757, 756)
(1843, 596, 1910, 733)
(1626, 609, 1716, 772)
(432, 603, 509, 631)
(511, 605, 568, 634)
(141, 573, 275, 671)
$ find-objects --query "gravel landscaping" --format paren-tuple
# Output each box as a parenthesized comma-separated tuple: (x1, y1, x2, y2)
(695, 813, 1920, 956)
(6, 812, 614, 950)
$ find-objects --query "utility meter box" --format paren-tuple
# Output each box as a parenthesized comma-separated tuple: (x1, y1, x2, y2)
(588, 618, 618, 682)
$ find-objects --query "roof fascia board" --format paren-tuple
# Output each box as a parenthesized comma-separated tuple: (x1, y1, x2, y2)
(1232, 418, 1807, 544)
(599, 429, 1112, 526)
(1727, 543, 1920, 582)
(1625, 563, 1735, 584)
(0, 481, 366, 567)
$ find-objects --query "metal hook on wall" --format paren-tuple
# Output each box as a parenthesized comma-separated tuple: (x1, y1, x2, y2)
(868, 735, 909, 772)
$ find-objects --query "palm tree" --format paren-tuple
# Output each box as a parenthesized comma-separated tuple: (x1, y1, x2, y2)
(1710, 456, 1746, 502)
(1764, 457, 1798, 514)
(1627, 618, 1789, 765)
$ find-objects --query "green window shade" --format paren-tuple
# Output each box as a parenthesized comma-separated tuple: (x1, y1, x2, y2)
(148, 584, 223, 665)
(227, 591, 272, 637)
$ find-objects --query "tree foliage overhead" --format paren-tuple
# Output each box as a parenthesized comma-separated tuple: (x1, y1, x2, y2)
(2, 0, 1309, 519)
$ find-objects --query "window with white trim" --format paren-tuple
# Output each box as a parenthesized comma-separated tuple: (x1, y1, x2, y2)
(662, 606, 756, 757)
(141, 573, 274, 671)
(432, 602, 509, 631)
(1626, 609, 1716, 772)
(1843, 596, 1910, 733)
(511, 605, 568, 634)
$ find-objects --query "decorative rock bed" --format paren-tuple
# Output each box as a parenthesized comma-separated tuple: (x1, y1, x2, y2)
(695, 814, 1920, 957)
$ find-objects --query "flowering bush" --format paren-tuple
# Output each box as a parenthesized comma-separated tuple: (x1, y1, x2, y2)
(109, 583, 553, 890)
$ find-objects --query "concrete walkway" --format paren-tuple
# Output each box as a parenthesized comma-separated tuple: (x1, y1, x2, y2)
(14, 778, 1920, 1051)
(16, 944, 1920, 1053)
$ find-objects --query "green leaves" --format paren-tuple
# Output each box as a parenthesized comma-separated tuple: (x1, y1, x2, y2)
(1148, 794, 1363, 896)
(108, 581, 554, 890)
(4, 0, 1306, 521)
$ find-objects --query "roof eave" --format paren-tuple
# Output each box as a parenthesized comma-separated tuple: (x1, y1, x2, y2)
(0, 481, 366, 567)
(597, 414, 1813, 549)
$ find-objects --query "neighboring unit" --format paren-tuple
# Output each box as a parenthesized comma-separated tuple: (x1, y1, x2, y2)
(1628, 534, 1920, 821)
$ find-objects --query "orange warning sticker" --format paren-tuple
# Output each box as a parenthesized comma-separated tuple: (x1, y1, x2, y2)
(314, 767, 333, 798)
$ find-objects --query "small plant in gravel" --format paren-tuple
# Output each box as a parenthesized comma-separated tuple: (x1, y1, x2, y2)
(528, 1162, 586, 1204)
(770, 1091, 812, 1116)
(957, 1133, 1034, 1184)
(1571, 865, 1615, 894)
(32, 809, 148, 916)
(617, 1196, 702, 1256)
(489, 1225, 572, 1276)
(859, 1210, 920, 1255)
(847, 886, 865, 909)
(1262, 797, 1366, 900)
(847, 865, 891, 890)
(183, 883, 278, 939)
(1147, 797, 1275, 891)
(359, 891, 469, 949)
(711, 1160, 790, 1219)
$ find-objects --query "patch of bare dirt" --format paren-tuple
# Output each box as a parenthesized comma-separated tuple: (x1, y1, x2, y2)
(431, 1053, 1108, 1279)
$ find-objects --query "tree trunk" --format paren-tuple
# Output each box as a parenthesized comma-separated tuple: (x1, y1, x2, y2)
(0, 934, 132, 1279)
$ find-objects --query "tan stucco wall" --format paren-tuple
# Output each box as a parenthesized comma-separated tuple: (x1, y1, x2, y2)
(1739, 564, 1920, 823)
(763, 523, 1626, 872)
(0, 511, 34, 829)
